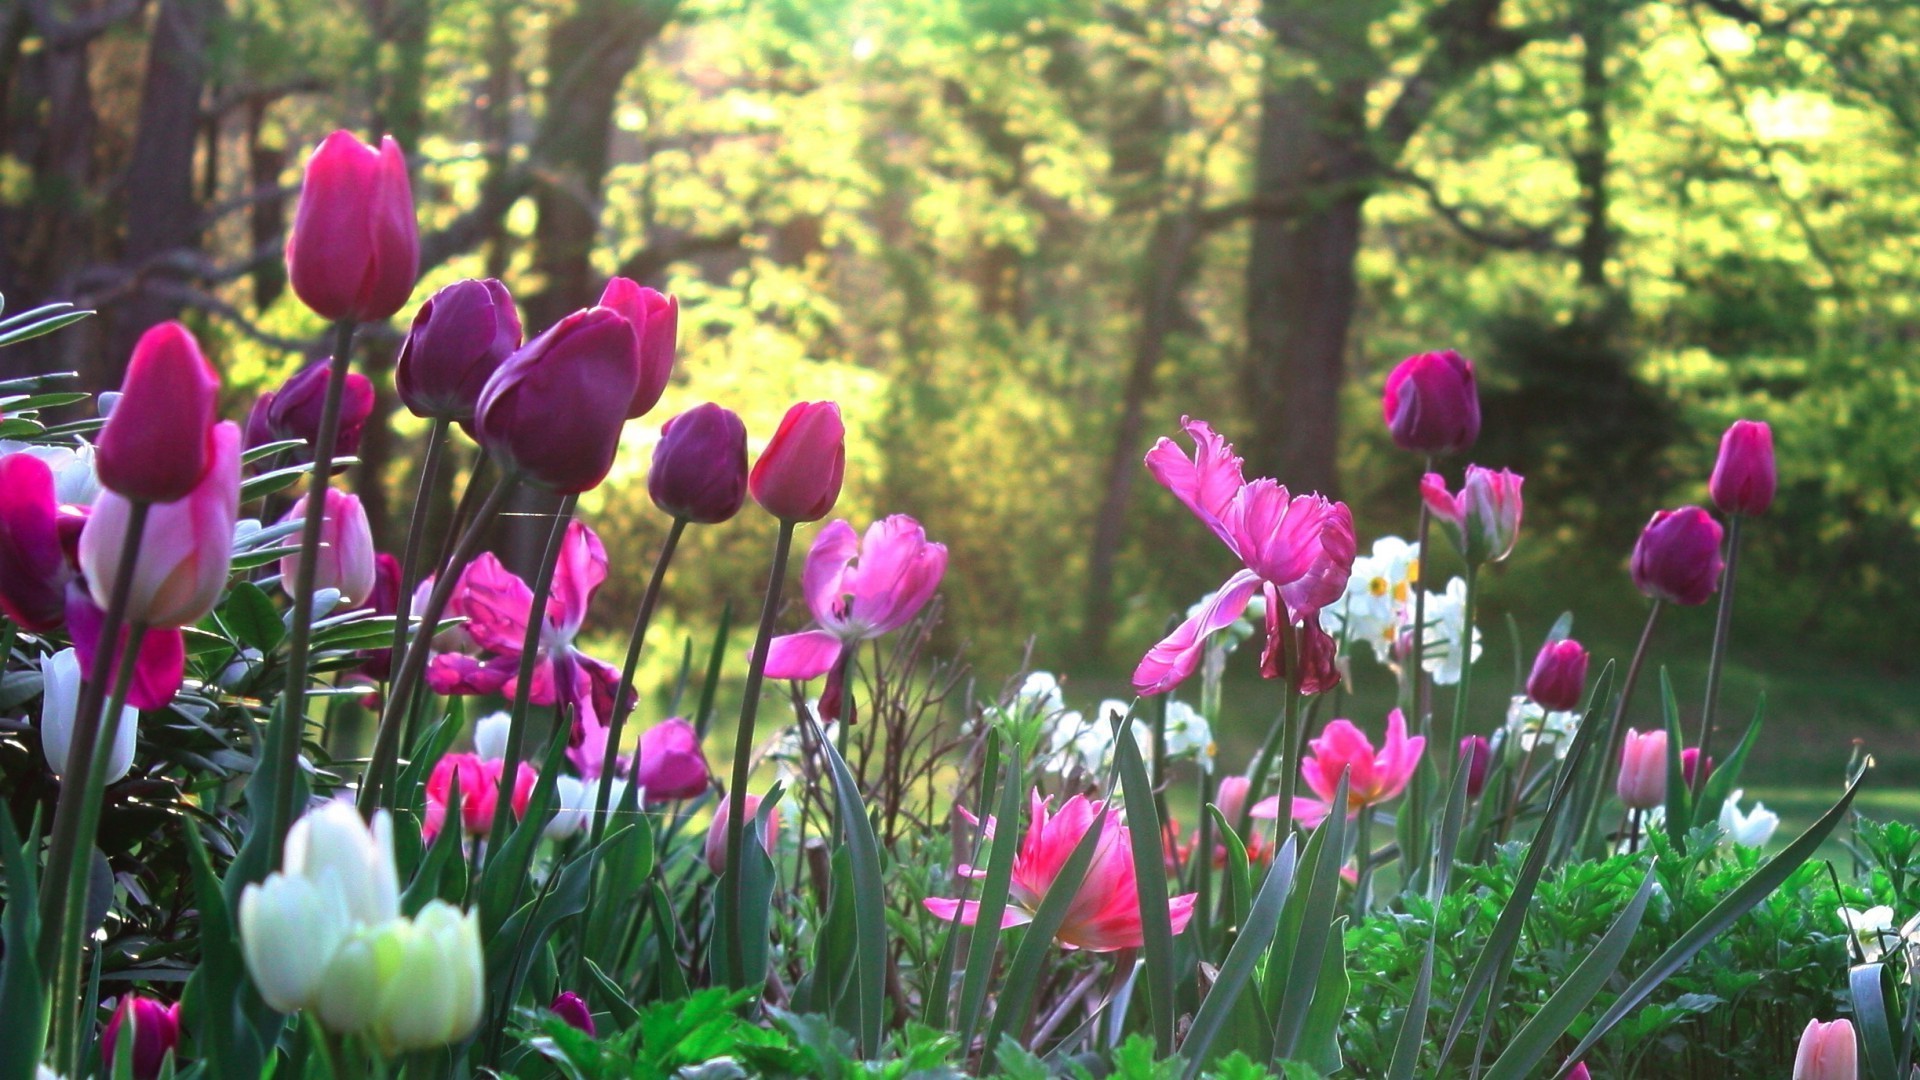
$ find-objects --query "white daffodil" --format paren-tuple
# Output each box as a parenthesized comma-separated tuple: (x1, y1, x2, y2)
(1323, 536, 1419, 662)
(1838, 905, 1903, 962)
(1163, 700, 1217, 773)
(1420, 577, 1482, 686)
(1717, 789, 1779, 848)
(1504, 696, 1581, 760)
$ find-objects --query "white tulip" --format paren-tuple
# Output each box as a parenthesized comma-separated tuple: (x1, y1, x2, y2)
(1717, 789, 1780, 848)
(284, 800, 399, 927)
(238, 872, 350, 1013)
(38, 649, 137, 784)
(472, 711, 511, 761)
(372, 900, 486, 1053)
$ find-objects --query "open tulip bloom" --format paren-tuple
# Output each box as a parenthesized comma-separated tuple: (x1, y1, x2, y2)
(1253, 710, 1425, 828)
(763, 515, 948, 686)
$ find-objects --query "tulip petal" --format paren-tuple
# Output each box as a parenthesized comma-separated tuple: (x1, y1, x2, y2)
(922, 897, 1034, 930)
(1132, 569, 1262, 695)
(762, 630, 845, 681)
(1144, 416, 1246, 555)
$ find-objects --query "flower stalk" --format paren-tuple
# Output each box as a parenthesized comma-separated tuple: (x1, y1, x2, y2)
(484, 493, 578, 846)
(1693, 513, 1743, 803)
(591, 515, 689, 845)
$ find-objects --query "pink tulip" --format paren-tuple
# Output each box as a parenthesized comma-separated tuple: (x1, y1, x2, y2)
(79, 421, 240, 628)
(1527, 638, 1589, 712)
(762, 516, 948, 680)
(286, 130, 418, 322)
(550, 991, 595, 1037)
(101, 995, 181, 1080)
(924, 791, 1198, 952)
(1631, 507, 1725, 606)
(278, 487, 377, 608)
(1133, 418, 1354, 695)
(95, 321, 220, 503)
(705, 791, 781, 875)
(1682, 747, 1713, 788)
(1567, 1066, 1591, 1080)
(1420, 466, 1523, 565)
(1459, 735, 1491, 798)
(1793, 1018, 1858, 1080)
(597, 277, 677, 419)
(261, 360, 378, 461)
(648, 403, 749, 524)
(1616, 728, 1667, 810)
(423, 751, 535, 843)
(630, 718, 712, 803)
(0, 453, 76, 630)
(1710, 419, 1776, 517)
(65, 586, 187, 710)
(475, 307, 641, 494)
(1382, 349, 1480, 455)
(395, 278, 523, 422)
(749, 401, 846, 522)
(1214, 775, 1251, 826)
(1252, 710, 1425, 827)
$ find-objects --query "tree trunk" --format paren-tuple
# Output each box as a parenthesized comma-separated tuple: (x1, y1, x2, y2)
(1574, 0, 1614, 294)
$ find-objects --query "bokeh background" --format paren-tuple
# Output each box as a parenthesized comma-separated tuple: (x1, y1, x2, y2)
(0, 0, 1914, 822)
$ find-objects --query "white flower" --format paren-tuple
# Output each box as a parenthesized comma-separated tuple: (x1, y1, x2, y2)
(472, 712, 511, 760)
(0, 440, 98, 505)
(38, 648, 137, 784)
(1014, 672, 1066, 715)
(1717, 789, 1779, 848)
(1323, 537, 1420, 662)
(1419, 577, 1482, 686)
(1163, 700, 1216, 773)
(1837, 905, 1916, 963)
(1504, 695, 1580, 760)
(284, 800, 401, 927)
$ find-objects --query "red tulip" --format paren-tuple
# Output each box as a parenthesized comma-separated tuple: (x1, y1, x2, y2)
(1616, 728, 1667, 810)
(0, 453, 75, 630)
(95, 321, 220, 503)
(475, 307, 640, 493)
(1710, 419, 1776, 517)
(648, 403, 748, 524)
(1527, 638, 1589, 712)
(705, 792, 781, 876)
(1382, 349, 1480, 455)
(1631, 507, 1725, 606)
(286, 130, 418, 322)
(550, 991, 596, 1037)
(395, 278, 523, 422)
(101, 995, 181, 1080)
(80, 422, 241, 628)
(266, 360, 378, 460)
(1459, 735, 1491, 798)
(597, 277, 677, 419)
(423, 751, 535, 843)
(749, 401, 846, 522)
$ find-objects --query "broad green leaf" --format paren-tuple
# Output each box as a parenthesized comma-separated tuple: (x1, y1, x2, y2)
(1114, 703, 1179, 1052)
(957, 734, 1026, 1049)
(1180, 835, 1298, 1078)
(1273, 773, 1350, 1059)
(812, 715, 888, 1054)
(1851, 962, 1900, 1080)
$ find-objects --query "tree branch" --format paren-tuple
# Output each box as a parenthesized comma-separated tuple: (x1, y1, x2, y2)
(1376, 0, 1537, 160)
(1391, 168, 1573, 253)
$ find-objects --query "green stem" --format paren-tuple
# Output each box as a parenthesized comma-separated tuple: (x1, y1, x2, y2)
(1405, 454, 1436, 718)
(391, 417, 450, 752)
(1580, 600, 1664, 854)
(723, 518, 797, 989)
(1276, 626, 1306, 839)
(1445, 564, 1480, 783)
(1692, 514, 1742, 803)
(484, 494, 578, 846)
(1353, 807, 1375, 922)
(590, 516, 689, 846)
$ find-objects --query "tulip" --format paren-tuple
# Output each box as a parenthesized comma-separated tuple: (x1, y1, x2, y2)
(1793, 1018, 1858, 1080)
(474, 307, 641, 493)
(80, 421, 241, 628)
(1631, 507, 1725, 606)
(278, 487, 377, 608)
(358, 553, 402, 679)
(1214, 775, 1251, 826)
(1710, 419, 1775, 517)
(0, 453, 75, 630)
(239, 802, 400, 1013)
(65, 587, 187, 711)
(267, 360, 378, 460)
(1526, 638, 1589, 713)
(95, 321, 220, 503)
(705, 792, 782, 876)
(1420, 466, 1523, 565)
(749, 400, 846, 522)
(39, 648, 138, 785)
(1567, 1066, 1591, 1080)
(286, 800, 402, 926)
(1382, 349, 1481, 455)
(101, 995, 182, 1080)
(551, 991, 596, 1036)
(632, 718, 711, 803)
(422, 751, 536, 843)
(1252, 709, 1425, 827)
(1459, 735, 1491, 798)
(763, 516, 948, 680)
(1616, 728, 1668, 810)
(597, 277, 677, 418)
(1133, 418, 1355, 695)
(648, 403, 749, 524)
(367, 900, 485, 1052)
(395, 278, 523, 421)
(0, 440, 101, 505)
(286, 130, 419, 322)
(1719, 790, 1780, 848)
(924, 790, 1198, 951)
(1681, 747, 1713, 788)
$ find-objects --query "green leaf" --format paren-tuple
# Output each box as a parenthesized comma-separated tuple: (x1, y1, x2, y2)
(927, 734, 999, 1029)
(1386, 932, 1437, 1080)
(1272, 773, 1350, 1059)
(1851, 962, 1901, 1080)
(956, 734, 1026, 1049)
(812, 714, 888, 1055)
(1693, 694, 1765, 828)
(1297, 916, 1349, 1076)
(0, 308, 91, 347)
(693, 601, 732, 738)
(710, 785, 787, 1001)
(0, 812, 48, 1079)
(222, 582, 284, 653)
(1179, 838, 1296, 1080)
(1659, 669, 1691, 847)
(1114, 702, 1179, 1052)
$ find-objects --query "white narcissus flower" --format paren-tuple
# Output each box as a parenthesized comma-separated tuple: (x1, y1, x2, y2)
(1838, 905, 1901, 962)
(1504, 696, 1581, 760)
(38, 648, 138, 784)
(1419, 577, 1482, 686)
(1322, 536, 1419, 662)
(1163, 700, 1216, 773)
(1717, 789, 1779, 848)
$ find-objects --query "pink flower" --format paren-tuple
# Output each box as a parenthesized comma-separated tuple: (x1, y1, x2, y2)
(1682, 747, 1713, 788)
(1567, 1066, 1591, 1080)
(1793, 1018, 1858, 1080)
(278, 487, 377, 608)
(762, 516, 947, 681)
(1710, 419, 1776, 517)
(1616, 728, 1667, 810)
(423, 751, 535, 843)
(923, 791, 1197, 952)
(1252, 710, 1425, 828)
(750, 401, 846, 522)
(475, 307, 642, 494)
(1421, 465, 1523, 565)
(1631, 507, 1725, 606)
(705, 791, 781, 875)
(286, 130, 418, 322)
(101, 995, 181, 1080)
(95, 321, 220, 503)
(1527, 637, 1589, 712)
(597, 277, 677, 419)
(628, 718, 712, 803)
(66, 585, 187, 710)
(79, 421, 241, 628)
(0, 453, 77, 631)
(1382, 349, 1480, 455)
(1133, 418, 1354, 695)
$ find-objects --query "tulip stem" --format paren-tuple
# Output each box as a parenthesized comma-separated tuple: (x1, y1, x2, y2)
(591, 515, 689, 847)
(1693, 514, 1743, 806)
(1581, 600, 1663, 854)
(391, 416, 450, 749)
(1402, 455, 1435, 882)
(1445, 564, 1480, 784)
(485, 493, 578, 847)
(723, 518, 798, 990)
(1353, 807, 1375, 921)
(270, 318, 358, 856)
(359, 472, 519, 813)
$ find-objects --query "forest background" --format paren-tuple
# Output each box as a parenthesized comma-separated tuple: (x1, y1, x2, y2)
(1, 0, 1915, 819)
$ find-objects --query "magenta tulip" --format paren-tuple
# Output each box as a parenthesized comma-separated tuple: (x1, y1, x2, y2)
(0, 453, 75, 630)
(1421, 465, 1523, 565)
(80, 421, 241, 628)
(395, 278, 523, 422)
(1631, 507, 1725, 606)
(763, 516, 947, 680)
(1710, 419, 1776, 517)
(550, 991, 596, 1037)
(423, 751, 535, 843)
(648, 403, 748, 524)
(1682, 747, 1713, 788)
(1253, 709, 1425, 827)
(66, 585, 186, 711)
(277, 487, 377, 608)
(266, 360, 377, 460)
(1793, 1018, 1858, 1080)
(475, 307, 641, 494)
(286, 130, 418, 322)
(95, 321, 220, 503)
(705, 791, 781, 876)
(597, 277, 677, 419)
(631, 718, 711, 803)
(1567, 1066, 1591, 1080)
(749, 401, 846, 522)
(1616, 728, 1667, 809)
(1459, 735, 1491, 798)
(1382, 349, 1480, 455)
(101, 995, 181, 1080)
(1526, 638, 1589, 712)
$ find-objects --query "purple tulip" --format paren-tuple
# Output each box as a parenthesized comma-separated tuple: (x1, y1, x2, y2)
(550, 991, 596, 1036)
(395, 278, 523, 422)
(649, 403, 748, 524)
(1631, 507, 1725, 606)
(475, 307, 641, 494)
(101, 995, 182, 1080)
(267, 360, 377, 459)
(1459, 735, 1491, 798)
(1710, 419, 1776, 517)
(1382, 349, 1480, 455)
(1526, 638, 1589, 713)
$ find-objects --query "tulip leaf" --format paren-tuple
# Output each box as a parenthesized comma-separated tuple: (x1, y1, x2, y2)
(478, 720, 575, 936)
(956, 732, 1025, 1050)
(1298, 915, 1350, 1076)
(1386, 929, 1438, 1080)
(1852, 962, 1902, 1080)
(1212, 807, 1254, 937)
(649, 881, 692, 1002)
(1113, 703, 1179, 1053)
(693, 601, 732, 739)
(1694, 693, 1765, 829)
(582, 793, 654, 965)
(1659, 668, 1691, 847)
(1429, 737, 1477, 904)
(1272, 772, 1351, 1057)
(488, 837, 603, 1050)
(708, 787, 784, 1005)
(582, 956, 643, 1031)
(182, 822, 271, 1078)
(927, 733, 998, 1029)
(0, 812, 48, 1080)
(1180, 834, 1298, 1078)
(811, 714, 888, 1055)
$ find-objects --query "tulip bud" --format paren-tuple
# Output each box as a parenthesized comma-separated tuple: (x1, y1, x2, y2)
(649, 403, 749, 524)
(101, 995, 182, 1080)
(1631, 507, 1725, 606)
(287, 131, 419, 322)
(39, 648, 138, 784)
(0, 453, 75, 631)
(1459, 735, 1491, 798)
(95, 322, 220, 503)
(1793, 1018, 1858, 1080)
(1213, 775, 1252, 827)
(634, 718, 712, 803)
(278, 487, 377, 607)
(1382, 349, 1480, 455)
(474, 307, 641, 494)
(1567, 1066, 1591, 1080)
(80, 422, 241, 628)
(1616, 728, 1668, 810)
(268, 361, 378, 460)
(1682, 747, 1713, 789)
(1710, 419, 1776, 517)
(285, 801, 401, 927)
(705, 791, 781, 876)
(597, 277, 677, 418)
(1526, 638, 1589, 713)
(239, 871, 351, 1013)
(551, 991, 596, 1036)
(750, 401, 845, 522)
(1421, 466, 1522, 565)
(370, 900, 486, 1053)
(395, 278, 523, 421)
